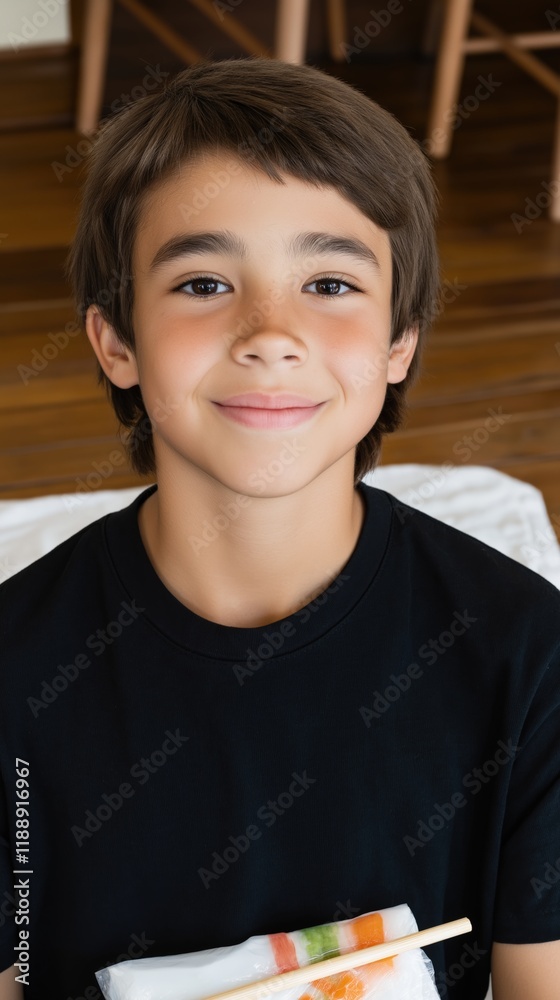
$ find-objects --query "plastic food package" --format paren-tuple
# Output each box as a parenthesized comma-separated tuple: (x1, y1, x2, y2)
(96, 903, 440, 1000)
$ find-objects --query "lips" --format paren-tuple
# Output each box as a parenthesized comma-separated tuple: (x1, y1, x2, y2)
(213, 391, 327, 429)
(216, 393, 320, 409)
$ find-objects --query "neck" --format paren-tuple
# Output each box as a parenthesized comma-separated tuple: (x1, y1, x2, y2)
(137, 459, 365, 628)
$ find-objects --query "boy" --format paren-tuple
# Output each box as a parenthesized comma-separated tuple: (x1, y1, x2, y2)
(0, 57, 559, 1000)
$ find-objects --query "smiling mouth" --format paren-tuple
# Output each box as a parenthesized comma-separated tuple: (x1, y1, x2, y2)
(212, 401, 326, 428)
(216, 393, 322, 409)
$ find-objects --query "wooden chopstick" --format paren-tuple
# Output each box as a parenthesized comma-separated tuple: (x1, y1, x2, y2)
(200, 916, 472, 1000)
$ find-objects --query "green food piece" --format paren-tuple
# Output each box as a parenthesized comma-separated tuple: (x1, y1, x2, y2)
(300, 923, 340, 963)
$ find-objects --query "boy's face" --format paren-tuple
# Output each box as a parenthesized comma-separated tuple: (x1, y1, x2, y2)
(89, 149, 418, 496)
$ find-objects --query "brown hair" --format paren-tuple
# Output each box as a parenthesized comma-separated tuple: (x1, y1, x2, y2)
(66, 56, 440, 486)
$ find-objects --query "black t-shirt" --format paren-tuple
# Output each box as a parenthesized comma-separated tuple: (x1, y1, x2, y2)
(1, 480, 559, 1000)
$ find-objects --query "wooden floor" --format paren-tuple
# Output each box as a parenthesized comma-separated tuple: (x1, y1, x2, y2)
(0, 41, 559, 541)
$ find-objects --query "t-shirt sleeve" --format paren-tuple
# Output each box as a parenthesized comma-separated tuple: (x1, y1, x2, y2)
(0, 768, 17, 971)
(492, 639, 560, 942)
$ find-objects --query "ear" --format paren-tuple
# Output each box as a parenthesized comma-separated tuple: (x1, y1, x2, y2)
(84, 305, 140, 389)
(386, 325, 419, 384)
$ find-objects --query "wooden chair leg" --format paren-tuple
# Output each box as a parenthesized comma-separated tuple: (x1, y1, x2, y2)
(76, 0, 113, 135)
(326, 0, 346, 62)
(425, 0, 473, 157)
(274, 0, 311, 63)
(551, 99, 560, 221)
(421, 0, 445, 57)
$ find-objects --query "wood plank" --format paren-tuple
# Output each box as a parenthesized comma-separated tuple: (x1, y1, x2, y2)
(0, 247, 70, 304)
(383, 409, 560, 465)
(0, 370, 106, 410)
(0, 302, 77, 338)
(0, 437, 132, 487)
(0, 129, 88, 251)
(0, 471, 151, 501)
(404, 388, 560, 428)
(0, 329, 93, 372)
(0, 399, 121, 447)
(411, 327, 560, 404)
(0, 51, 77, 131)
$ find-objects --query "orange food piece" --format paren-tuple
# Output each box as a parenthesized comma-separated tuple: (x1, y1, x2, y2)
(349, 913, 384, 949)
(310, 971, 365, 1000)
(348, 912, 394, 974)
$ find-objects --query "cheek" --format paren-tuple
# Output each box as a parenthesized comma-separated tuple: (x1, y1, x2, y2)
(139, 314, 218, 385)
(336, 327, 391, 401)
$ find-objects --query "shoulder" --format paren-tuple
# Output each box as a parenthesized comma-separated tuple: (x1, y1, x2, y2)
(374, 485, 560, 612)
(0, 512, 108, 640)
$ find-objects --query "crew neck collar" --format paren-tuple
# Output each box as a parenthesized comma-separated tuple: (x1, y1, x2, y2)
(103, 480, 393, 661)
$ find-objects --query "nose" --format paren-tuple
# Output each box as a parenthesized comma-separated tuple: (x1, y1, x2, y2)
(228, 312, 308, 366)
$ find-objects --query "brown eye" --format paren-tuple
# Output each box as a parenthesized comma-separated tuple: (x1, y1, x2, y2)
(317, 279, 342, 295)
(190, 278, 218, 295)
(305, 276, 361, 299)
(174, 276, 230, 297)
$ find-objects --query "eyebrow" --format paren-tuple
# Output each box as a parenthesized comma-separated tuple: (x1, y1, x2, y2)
(148, 230, 381, 273)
